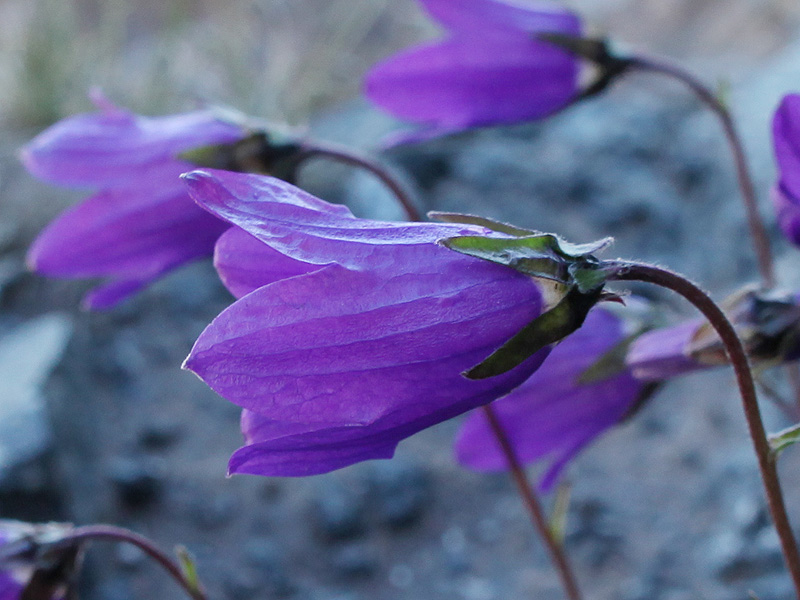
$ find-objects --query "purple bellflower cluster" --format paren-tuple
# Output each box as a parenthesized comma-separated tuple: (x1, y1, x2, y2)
(364, 0, 581, 144)
(180, 169, 563, 476)
(21, 93, 247, 309)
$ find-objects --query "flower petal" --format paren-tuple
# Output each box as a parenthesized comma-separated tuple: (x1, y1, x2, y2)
(28, 169, 227, 280)
(772, 184, 800, 247)
(364, 36, 577, 130)
(213, 227, 322, 299)
(21, 106, 243, 188)
(183, 169, 486, 273)
(626, 320, 702, 381)
(185, 261, 546, 426)
(773, 94, 800, 201)
(419, 0, 580, 37)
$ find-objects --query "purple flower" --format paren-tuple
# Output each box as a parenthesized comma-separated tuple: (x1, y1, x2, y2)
(628, 287, 800, 382)
(455, 307, 647, 490)
(181, 169, 555, 476)
(772, 94, 800, 246)
(364, 0, 581, 144)
(625, 319, 703, 382)
(22, 93, 246, 309)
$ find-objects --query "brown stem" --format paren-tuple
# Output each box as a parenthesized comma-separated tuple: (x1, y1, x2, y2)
(295, 143, 422, 222)
(609, 261, 800, 596)
(481, 404, 582, 600)
(626, 56, 776, 289)
(55, 525, 206, 600)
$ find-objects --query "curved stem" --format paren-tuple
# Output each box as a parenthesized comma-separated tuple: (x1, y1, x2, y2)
(54, 525, 206, 600)
(609, 261, 800, 595)
(626, 56, 776, 289)
(295, 143, 422, 222)
(481, 405, 582, 600)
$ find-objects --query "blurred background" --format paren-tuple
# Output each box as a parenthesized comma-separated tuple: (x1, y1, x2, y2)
(4, 0, 800, 598)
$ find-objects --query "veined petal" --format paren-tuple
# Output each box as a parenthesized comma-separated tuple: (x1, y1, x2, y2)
(419, 0, 580, 38)
(455, 308, 643, 489)
(183, 169, 488, 274)
(214, 227, 322, 299)
(364, 36, 577, 129)
(28, 169, 227, 279)
(185, 262, 546, 426)
(21, 106, 243, 188)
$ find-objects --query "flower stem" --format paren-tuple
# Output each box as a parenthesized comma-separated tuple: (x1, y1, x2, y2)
(295, 143, 422, 222)
(54, 525, 206, 600)
(608, 261, 800, 595)
(626, 56, 776, 289)
(481, 404, 583, 600)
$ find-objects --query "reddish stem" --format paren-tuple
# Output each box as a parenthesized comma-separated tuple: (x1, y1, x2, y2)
(610, 261, 800, 596)
(482, 405, 583, 600)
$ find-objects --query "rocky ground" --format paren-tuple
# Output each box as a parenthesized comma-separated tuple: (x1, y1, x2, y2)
(4, 1, 800, 599)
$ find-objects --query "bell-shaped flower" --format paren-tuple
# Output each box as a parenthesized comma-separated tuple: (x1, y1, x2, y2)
(772, 94, 800, 247)
(364, 0, 581, 144)
(22, 93, 248, 309)
(179, 169, 594, 476)
(456, 307, 649, 490)
(628, 287, 800, 382)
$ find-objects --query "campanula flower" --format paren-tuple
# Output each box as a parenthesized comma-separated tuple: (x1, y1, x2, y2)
(772, 94, 800, 247)
(364, 0, 581, 144)
(181, 169, 559, 476)
(628, 287, 800, 382)
(456, 307, 648, 490)
(22, 93, 246, 309)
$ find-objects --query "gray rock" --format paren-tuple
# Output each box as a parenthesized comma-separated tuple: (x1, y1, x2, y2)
(107, 455, 165, 509)
(365, 460, 431, 530)
(330, 543, 378, 580)
(0, 313, 71, 491)
(312, 480, 366, 541)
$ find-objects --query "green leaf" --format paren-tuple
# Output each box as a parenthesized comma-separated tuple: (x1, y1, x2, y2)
(769, 423, 800, 457)
(176, 546, 201, 595)
(464, 286, 603, 379)
(429, 211, 537, 237)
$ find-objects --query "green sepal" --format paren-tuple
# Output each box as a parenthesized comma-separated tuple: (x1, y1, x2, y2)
(548, 482, 572, 544)
(176, 545, 202, 596)
(464, 286, 604, 380)
(769, 423, 800, 457)
(178, 132, 305, 182)
(440, 233, 612, 294)
(429, 211, 538, 237)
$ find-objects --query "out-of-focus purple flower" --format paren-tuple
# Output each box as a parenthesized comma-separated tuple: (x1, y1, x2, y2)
(22, 93, 246, 309)
(455, 307, 648, 490)
(0, 521, 73, 600)
(625, 319, 702, 382)
(364, 0, 581, 144)
(772, 94, 800, 246)
(181, 169, 556, 476)
(628, 287, 800, 382)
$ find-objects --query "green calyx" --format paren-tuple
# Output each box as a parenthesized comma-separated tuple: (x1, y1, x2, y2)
(179, 131, 305, 183)
(438, 214, 616, 379)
